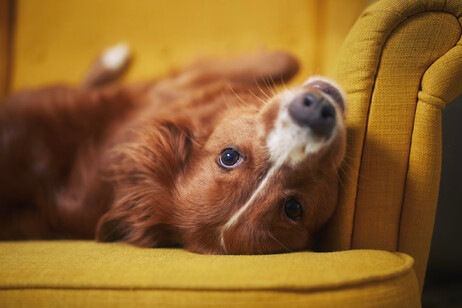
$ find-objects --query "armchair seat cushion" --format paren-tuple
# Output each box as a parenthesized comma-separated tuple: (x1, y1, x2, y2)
(0, 241, 420, 307)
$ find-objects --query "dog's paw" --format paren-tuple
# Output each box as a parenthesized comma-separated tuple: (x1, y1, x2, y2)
(82, 43, 132, 88)
(101, 43, 131, 71)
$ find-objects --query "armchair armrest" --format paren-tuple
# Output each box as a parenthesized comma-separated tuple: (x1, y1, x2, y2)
(323, 0, 462, 292)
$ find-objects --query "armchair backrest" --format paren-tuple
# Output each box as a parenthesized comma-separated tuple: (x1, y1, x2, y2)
(323, 0, 462, 292)
(1, 0, 371, 98)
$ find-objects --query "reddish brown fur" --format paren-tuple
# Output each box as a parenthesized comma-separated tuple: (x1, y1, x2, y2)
(0, 51, 345, 254)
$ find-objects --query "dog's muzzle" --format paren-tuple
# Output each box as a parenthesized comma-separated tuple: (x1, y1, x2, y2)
(288, 92, 336, 139)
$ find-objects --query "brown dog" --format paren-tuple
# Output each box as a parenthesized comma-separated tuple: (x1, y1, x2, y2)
(0, 46, 346, 254)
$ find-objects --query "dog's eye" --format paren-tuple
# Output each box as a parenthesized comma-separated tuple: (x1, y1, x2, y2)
(284, 198, 302, 220)
(219, 148, 241, 167)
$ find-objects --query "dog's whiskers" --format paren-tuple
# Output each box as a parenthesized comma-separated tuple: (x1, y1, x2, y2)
(268, 230, 292, 253)
(248, 90, 268, 106)
(225, 83, 259, 112)
(262, 75, 277, 97)
(279, 74, 289, 92)
(221, 91, 234, 112)
(253, 74, 272, 100)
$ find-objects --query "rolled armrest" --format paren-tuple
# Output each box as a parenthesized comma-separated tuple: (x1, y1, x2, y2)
(322, 0, 462, 292)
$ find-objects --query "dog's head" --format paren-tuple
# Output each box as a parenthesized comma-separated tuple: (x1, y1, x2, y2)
(97, 77, 347, 254)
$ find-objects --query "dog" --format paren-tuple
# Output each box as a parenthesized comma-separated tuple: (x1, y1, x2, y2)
(0, 45, 347, 254)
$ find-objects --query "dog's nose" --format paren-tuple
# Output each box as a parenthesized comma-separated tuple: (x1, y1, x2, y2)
(288, 93, 336, 138)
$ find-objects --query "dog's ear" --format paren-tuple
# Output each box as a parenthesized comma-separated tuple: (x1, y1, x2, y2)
(96, 205, 181, 247)
(304, 77, 346, 112)
(95, 120, 194, 247)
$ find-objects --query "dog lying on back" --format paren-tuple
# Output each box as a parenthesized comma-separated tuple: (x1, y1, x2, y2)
(0, 45, 346, 254)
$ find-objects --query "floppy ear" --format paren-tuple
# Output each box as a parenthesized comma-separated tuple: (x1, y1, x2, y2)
(96, 206, 181, 247)
(304, 77, 347, 112)
(95, 120, 193, 247)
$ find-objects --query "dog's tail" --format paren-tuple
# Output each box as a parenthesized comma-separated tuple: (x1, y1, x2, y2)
(81, 43, 131, 88)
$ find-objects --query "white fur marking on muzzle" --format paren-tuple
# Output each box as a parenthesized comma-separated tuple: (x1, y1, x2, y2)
(219, 85, 341, 252)
(266, 89, 336, 167)
(219, 160, 282, 252)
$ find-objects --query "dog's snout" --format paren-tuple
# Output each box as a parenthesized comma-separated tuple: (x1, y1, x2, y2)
(288, 93, 336, 138)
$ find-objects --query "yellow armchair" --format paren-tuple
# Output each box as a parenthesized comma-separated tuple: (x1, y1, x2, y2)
(1, 0, 461, 307)
(322, 0, 462, 293)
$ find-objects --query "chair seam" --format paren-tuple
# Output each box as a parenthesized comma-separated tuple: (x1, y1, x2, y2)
(0, 253, 415, 293)
(396, 16, 461, 253)
(417, 94, 446, 110)
(350, 8, 461, 251)
(0, 270, 415, 294)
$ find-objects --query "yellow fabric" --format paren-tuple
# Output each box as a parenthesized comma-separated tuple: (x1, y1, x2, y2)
(323, 0, 462, 292)
(12, 0, 320, 90)
(2, 0, 462, 306)
(9, 0, 369, 92)
(398, 92, 443, 293)
(318, 0, 371, 77)
(399, 19, 462, 290)
(0, 241, 420, 307)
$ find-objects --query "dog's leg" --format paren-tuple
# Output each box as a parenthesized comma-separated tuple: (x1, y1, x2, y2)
(81, 43, 131, 88)
(176, 51, 299, 87)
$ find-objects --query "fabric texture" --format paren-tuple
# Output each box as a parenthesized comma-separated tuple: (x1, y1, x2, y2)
(322, 0, 462, 292)
(7, 0, 367, 92)
(1, 0, 462, 306)
(0, 241, 420, 307)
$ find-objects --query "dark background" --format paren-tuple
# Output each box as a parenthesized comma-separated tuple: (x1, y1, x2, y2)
(422, 94, 462, 307)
